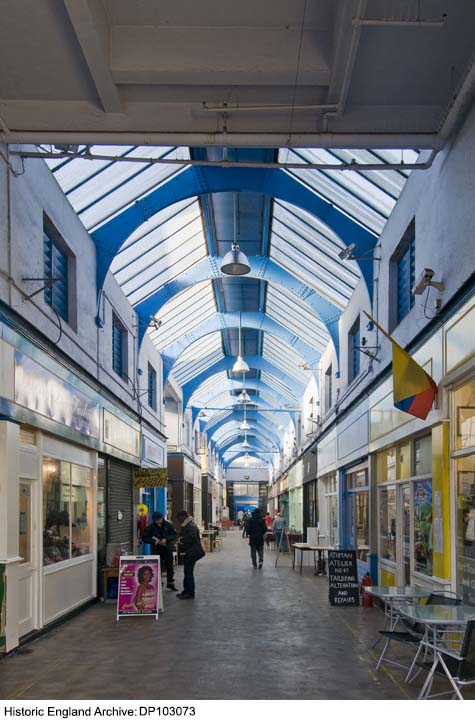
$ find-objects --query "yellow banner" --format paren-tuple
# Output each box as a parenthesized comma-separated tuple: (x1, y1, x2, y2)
(133, 467, 168, 488)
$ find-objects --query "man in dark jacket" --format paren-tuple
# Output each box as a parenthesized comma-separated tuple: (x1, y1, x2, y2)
(142, 511, 178, 591)
(246, 508, 268, 569)
(176, 510, 204, 599)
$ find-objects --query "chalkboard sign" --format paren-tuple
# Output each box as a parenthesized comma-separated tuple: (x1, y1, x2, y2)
(328, 550, 359, 606)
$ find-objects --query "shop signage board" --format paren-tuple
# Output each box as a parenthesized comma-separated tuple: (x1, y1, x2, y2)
(14, 351, 100, 438)
(104, 409, 140, 458)
(117, 555, 163, 620)
(328, 550, 359, 606)
(133, 467, 168, 488)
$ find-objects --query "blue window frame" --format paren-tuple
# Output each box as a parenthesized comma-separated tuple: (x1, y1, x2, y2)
(43, 219, 68, 322)
(396, 222, 415, 324)
(348, 318, 360, 383)
(112, 314, 127, 379)
(147, 363, 157, 410)
(325, 364, 332, 410)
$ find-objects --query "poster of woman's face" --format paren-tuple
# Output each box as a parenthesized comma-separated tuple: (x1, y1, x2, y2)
(117, 558, 161, 616)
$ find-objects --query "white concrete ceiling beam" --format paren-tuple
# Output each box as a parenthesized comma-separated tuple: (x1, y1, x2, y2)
(63, 0, 122, 113)
(109, 27, 331, 86)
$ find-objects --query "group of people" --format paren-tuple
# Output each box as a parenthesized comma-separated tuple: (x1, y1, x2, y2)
(141, 510, 203, 600)
(141, 507, 287, 597)
(239, 509, 287, 568)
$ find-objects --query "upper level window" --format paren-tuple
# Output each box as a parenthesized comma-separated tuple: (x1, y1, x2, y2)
(112, 313, 127, 380)
(393, 219, 415, 327)
(43, 217, 69, 323)
(348, 317, 360, 383)
(325, 364, 332, 411)
(147, 363, 157, 410)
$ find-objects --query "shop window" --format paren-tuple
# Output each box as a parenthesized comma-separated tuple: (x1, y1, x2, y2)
(43, 215, 75, 327)
(413, 479, 433, 576)
(456, 454, 475, 604)
(19, 482, 31, 564)
(351, 491, 369, 560)
(19, 425, 37, 445)
(347, 468, 367, 489)
(454, 381, 475, 450)
(43, 458, 92, 566)
(415, 435, 432, 475)
(380, 486, 397, 562)
(348, 317, 360, 383)
(112, 313, 128, 380)
(324, 365, 332, 411)
(147, 363, 157, 410)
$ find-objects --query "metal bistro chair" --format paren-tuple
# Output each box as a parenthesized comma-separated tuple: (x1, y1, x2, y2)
(418, 619, 475, 700)
(376, 591, 462, 674)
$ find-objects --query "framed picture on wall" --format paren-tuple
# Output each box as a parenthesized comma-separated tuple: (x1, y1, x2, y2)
(457, 407, 475, 448)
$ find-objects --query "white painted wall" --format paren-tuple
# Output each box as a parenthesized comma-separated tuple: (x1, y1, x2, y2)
(0, 148, 165, 440)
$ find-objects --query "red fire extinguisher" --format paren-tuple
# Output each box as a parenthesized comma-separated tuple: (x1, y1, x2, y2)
(361, 571, 373, 607)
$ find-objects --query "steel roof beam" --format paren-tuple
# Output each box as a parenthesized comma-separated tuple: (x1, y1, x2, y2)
(92, 165, 376, 319)
(162, 311, 320, 385)
(181, 356, 305, 408)
(135, 255, 340, 356)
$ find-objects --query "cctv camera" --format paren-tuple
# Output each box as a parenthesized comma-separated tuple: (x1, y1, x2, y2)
(412, 268, 435, 295)
(338, 243, 356, 260)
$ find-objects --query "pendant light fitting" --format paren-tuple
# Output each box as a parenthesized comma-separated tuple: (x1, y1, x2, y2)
(220, 192, 251, 276)
(232, 310, 249, 374)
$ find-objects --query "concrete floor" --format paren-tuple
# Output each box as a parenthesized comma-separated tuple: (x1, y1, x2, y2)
(0, 530, 467, 700)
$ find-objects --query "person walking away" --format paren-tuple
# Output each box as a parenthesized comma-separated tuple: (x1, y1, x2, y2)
(242, 511, 250, 538)
(246, 508, 268, 568)
(142, 511, 178, 591)
(272, 511, 287, 551)
(237, 509, 244, 527)
(176, 510, 205, 599)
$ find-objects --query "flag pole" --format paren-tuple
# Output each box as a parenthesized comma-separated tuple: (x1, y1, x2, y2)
(363, 311, 395, 345)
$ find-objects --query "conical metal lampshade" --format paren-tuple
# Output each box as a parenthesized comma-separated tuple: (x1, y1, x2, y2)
(242, 438, 250, 448)
(240, 419, 250, 430)
(232, 355, 249, 373)
(238, 390, 251, 403)
(220, 244, 251, 276)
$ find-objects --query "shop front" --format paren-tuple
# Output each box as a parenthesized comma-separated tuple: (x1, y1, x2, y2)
(288, 460, 303, 531)
(302, 445, 318, 540)
(167, 454, 201, 524)
(317, 428, 338, 548)
(440, 296, 475, 605)
(369, 324, 449, 590)
(0, 331, 158, 651)
(277, 473, 289, 525)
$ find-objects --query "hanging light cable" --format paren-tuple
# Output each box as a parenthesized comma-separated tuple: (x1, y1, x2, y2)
(220, 192, 251, 276)
(240, 400, 250, 430)
(237, 371, 251, 403)
(233, 311, 249, 374)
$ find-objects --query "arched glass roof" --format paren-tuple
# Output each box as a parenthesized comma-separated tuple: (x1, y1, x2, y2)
(42, 143, 414, 464)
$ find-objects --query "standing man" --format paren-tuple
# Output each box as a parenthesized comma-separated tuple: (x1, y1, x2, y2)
(142, 511, 178, 591)
(246, 508, 268, 568)
(176, 510, 205, 600)
(237, 509, 244, 527)
(272, 511, 287, 551)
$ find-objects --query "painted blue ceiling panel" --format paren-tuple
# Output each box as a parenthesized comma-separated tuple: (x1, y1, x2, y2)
(64, 147, 189, 231)
(262, 335, 311, 386)
(149, 281, 216, 351)
(278, 147, 414, 235)
(171, 333, 224, 386)
(265, 284, 330, 354)
(270, 200, 360, 309)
